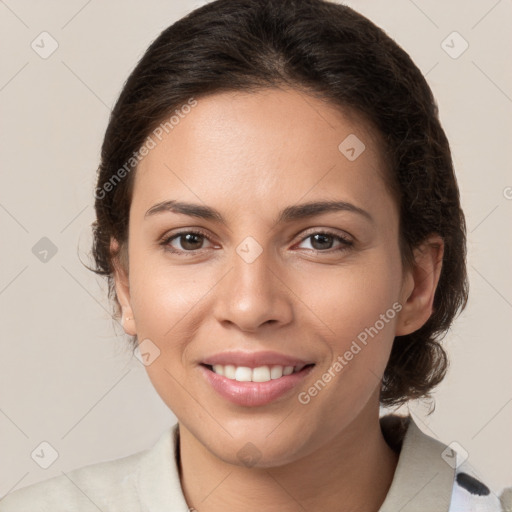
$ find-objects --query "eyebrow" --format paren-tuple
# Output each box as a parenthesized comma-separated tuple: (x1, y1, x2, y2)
(144, 199, 374, 225)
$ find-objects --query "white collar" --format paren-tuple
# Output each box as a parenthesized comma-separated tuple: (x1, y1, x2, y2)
(379, 416, 455, 511)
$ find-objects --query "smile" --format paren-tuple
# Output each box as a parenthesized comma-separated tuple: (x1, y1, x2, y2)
(199, 362, 315, 407)
(207, 363, 308, 382)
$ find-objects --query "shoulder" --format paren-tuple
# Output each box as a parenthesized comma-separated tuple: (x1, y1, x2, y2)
(379, 414, 512, 512)
(0, 449, 145, 512)
(449, 456, 512, 512)
(0, 424, 184, 512)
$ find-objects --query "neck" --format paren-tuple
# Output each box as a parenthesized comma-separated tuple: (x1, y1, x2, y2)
(178, 403, 399, 512)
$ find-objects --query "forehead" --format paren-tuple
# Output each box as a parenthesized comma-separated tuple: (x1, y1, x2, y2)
(132, 87, 395, 224)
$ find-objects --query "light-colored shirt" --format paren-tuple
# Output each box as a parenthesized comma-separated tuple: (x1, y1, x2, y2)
(1, 415, 510, 511)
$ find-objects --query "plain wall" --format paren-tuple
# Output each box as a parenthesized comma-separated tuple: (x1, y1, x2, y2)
(1, 0, 511, 496)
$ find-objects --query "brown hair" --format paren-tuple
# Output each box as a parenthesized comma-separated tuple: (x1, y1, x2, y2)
(90, 0, 469, 407)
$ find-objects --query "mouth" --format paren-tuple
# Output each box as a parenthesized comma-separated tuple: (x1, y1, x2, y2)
(199, 362, 315, 407)
(201, 363, 314, 382)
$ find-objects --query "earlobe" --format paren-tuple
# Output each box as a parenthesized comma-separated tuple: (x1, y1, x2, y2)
(395, 235, 444, 336)
(110, 237, 137, 336)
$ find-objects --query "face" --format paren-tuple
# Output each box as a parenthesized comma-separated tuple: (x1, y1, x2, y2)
(114, 87, 422, 467)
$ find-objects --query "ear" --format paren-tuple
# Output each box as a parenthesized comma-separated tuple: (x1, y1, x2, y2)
(110, 237, 137, 336)
(395, 234, 444, 336)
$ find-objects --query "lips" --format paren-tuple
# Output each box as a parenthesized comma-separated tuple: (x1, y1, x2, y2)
(199, 350, 315, 407)
(202, 350, 313, 368)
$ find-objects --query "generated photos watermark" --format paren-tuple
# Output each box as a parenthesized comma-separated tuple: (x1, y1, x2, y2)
(298, 301, 403, 405)
(94, 97, 198, 200)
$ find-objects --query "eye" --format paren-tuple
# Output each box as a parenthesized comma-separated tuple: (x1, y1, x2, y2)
(296, 230, 353, 253)
(160, 230, 214, 254)
(159, 229, 354, 256)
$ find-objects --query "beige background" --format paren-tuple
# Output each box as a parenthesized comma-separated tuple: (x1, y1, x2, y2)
(1, 0, 511, 497)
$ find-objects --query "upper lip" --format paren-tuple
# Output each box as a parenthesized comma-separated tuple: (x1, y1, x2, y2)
(201, 350, 314, 368)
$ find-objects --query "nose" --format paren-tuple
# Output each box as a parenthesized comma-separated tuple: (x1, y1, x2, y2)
(212, 242, 294, 333)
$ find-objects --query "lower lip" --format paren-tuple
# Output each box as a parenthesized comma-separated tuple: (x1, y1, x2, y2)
(199, 364, 314, 407)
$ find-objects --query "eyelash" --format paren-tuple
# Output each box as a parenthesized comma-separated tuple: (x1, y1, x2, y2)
(159, 229, 354, 256)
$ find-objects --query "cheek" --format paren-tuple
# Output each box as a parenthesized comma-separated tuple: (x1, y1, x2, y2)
(295, 285, 400, 431)
(128, 245, 210, 338)
(126, 252, 210, 413)
(291, 250, 402, 409)
(294, 252, 402, 345)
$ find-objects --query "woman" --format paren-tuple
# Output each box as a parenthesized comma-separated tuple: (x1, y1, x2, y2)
(2, 0, 510, 510)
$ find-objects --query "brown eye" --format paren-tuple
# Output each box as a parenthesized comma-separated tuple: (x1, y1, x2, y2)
(161, 230, 213, 254)
(175, 233, 205, 251)
(310, 233, 335, 250)
(297, 231, 353, 253)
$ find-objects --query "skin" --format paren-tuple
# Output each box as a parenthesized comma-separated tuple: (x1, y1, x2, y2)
(112, 87, 444, 512)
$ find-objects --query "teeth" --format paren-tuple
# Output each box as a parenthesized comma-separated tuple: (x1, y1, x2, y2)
(270, 366, 283, 379)
(235, 366, 252, 382)
(252, 366, 271, 382)
(209, 364, 301, 382)
(224, 365, 236, 379)
(212, 364, 224, 376)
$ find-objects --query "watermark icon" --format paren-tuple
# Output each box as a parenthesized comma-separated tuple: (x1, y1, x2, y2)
(237, 442, 262, 467)
(32, 236, 58, 263)
(338, 134, 366, 161)
(503, 186, 512, 200)
(31, 31, 59, 59)
(441, 441, 469, 469)
(133, 338, 161, 366)
(298, 301, 403, 405)
(236, 236, 264, 264)
(94, 97, 198, 200)
(441, 31, 469, 60)
(31, 441, 59, 469)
